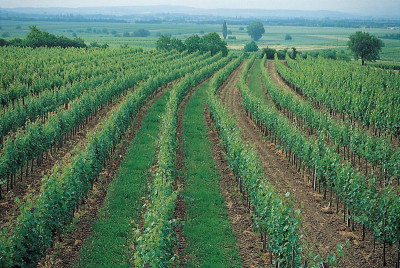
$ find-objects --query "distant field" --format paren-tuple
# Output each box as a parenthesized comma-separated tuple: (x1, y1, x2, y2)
(1, 20, 399, 61)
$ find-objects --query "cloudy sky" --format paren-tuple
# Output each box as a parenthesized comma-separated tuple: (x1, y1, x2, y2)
(0, 0, 399, 15)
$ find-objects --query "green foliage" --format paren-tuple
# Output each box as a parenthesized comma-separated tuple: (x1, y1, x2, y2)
(184, 34, 201, 53)
(170, 37, 185, 52)
(348, 31, 384, 64)
(300, 49, 351, 61)
(228, 36, 236, 39)
(200, 32, 228, 56)
(380, 33, 400, 40)
(289, 47, 297, 59)
(0, 50, 215, 267)
(262, 47, 287, 59)
(182, 78, 241, 267)
(367, 60, 400, 70)
(0, 49, 190, 203)
(222, 20, 227, 39)
(2, 32, 10, 38)
(281, 53, 400, 137)
(2, 26, 87, 48)
(208, 55, 303, 267)
(78, 82, 171, 267)
(243, 41, 258, 52)
(134, 53, 232, 266)
(156, 32, 228, 56)
(89, 41, 108, 48)
(0, 38, 8, 46)
(123, 31, 130, 37)
(247, 21, 265, 41)
(156, 35, 171, 50)
(132, 28, 150, 37)
(285, 34, 292, 40)
(260, 54, 400, 249)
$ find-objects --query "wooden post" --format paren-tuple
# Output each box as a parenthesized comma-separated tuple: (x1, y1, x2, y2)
(383, 241, 387, 266)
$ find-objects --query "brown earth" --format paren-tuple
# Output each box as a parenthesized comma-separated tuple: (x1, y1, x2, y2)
(37, 82, 173, 268)
(0, 95, 126, 228)
(217, 62, 397, 267)
(205, 105, 270, 267)
(275, 60, 399, 149)
(268, 60, 399, 190)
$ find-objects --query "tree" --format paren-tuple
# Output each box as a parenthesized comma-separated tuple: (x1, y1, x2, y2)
(123, 31, 130, 37)
(156, 35, 185, 51)
(132, 28, 150, 37)
(247, 21, 265, 41)
(200, 32, 228, 56)
(170, 38, 185, 52)
(243, 41, 258, 52)
(285, 34, 292, 40)
(347, 31, 383, 65)
(222, 20, 227, 40)
(0, 38, 8, 46)
(156, 35, 172, 50)
(289, 47, 297, 59)
(263, 47, 277, 59)
(185, 34, 201, 53)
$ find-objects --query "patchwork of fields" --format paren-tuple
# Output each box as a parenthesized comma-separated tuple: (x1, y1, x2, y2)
(1, 20, 400, 61)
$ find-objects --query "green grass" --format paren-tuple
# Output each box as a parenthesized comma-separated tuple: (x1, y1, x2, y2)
(247, 58, 269, 102)
(76, 91, 170, 267)
(182, 81, 241, 267)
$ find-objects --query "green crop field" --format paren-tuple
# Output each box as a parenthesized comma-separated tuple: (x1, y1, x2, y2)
(1, 20, 399, 60)
(1, 12, 400, 268)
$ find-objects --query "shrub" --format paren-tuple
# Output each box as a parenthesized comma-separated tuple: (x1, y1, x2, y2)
(244, 41, 258, 52)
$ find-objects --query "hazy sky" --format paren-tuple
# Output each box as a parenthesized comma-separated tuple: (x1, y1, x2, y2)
(0, 0, 399, 15)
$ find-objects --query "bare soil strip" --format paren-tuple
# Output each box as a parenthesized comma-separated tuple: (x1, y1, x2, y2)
(37, 83, 172, 267)
(265, 60, 392, 189)
(217, 63, 397, 267)
(273, 60, 399, 148)
(205, 105, 269, 267)
(0, 96, 124, 227)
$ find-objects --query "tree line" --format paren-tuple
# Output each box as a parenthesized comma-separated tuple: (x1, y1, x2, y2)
(156, 32, 228, 56)
(0, 26, 86, 48)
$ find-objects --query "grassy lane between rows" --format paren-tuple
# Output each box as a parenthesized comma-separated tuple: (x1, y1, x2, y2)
(182, 80, 241, 267)
(76, 91, 170, 267)
(247, 58, 267, 101)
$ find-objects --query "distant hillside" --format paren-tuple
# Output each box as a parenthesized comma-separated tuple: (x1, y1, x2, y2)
(0, 6, 357, 19)
(1, 5, 399, 27)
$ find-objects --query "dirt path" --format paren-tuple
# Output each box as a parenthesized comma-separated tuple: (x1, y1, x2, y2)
(0, 95, 126, 227)
(266, 60, 399, 190)
(37, 83, 173, 267)
(271, 60, 400, 148)
(205, 105, 269, 267)
(217, 64, 396, 267)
